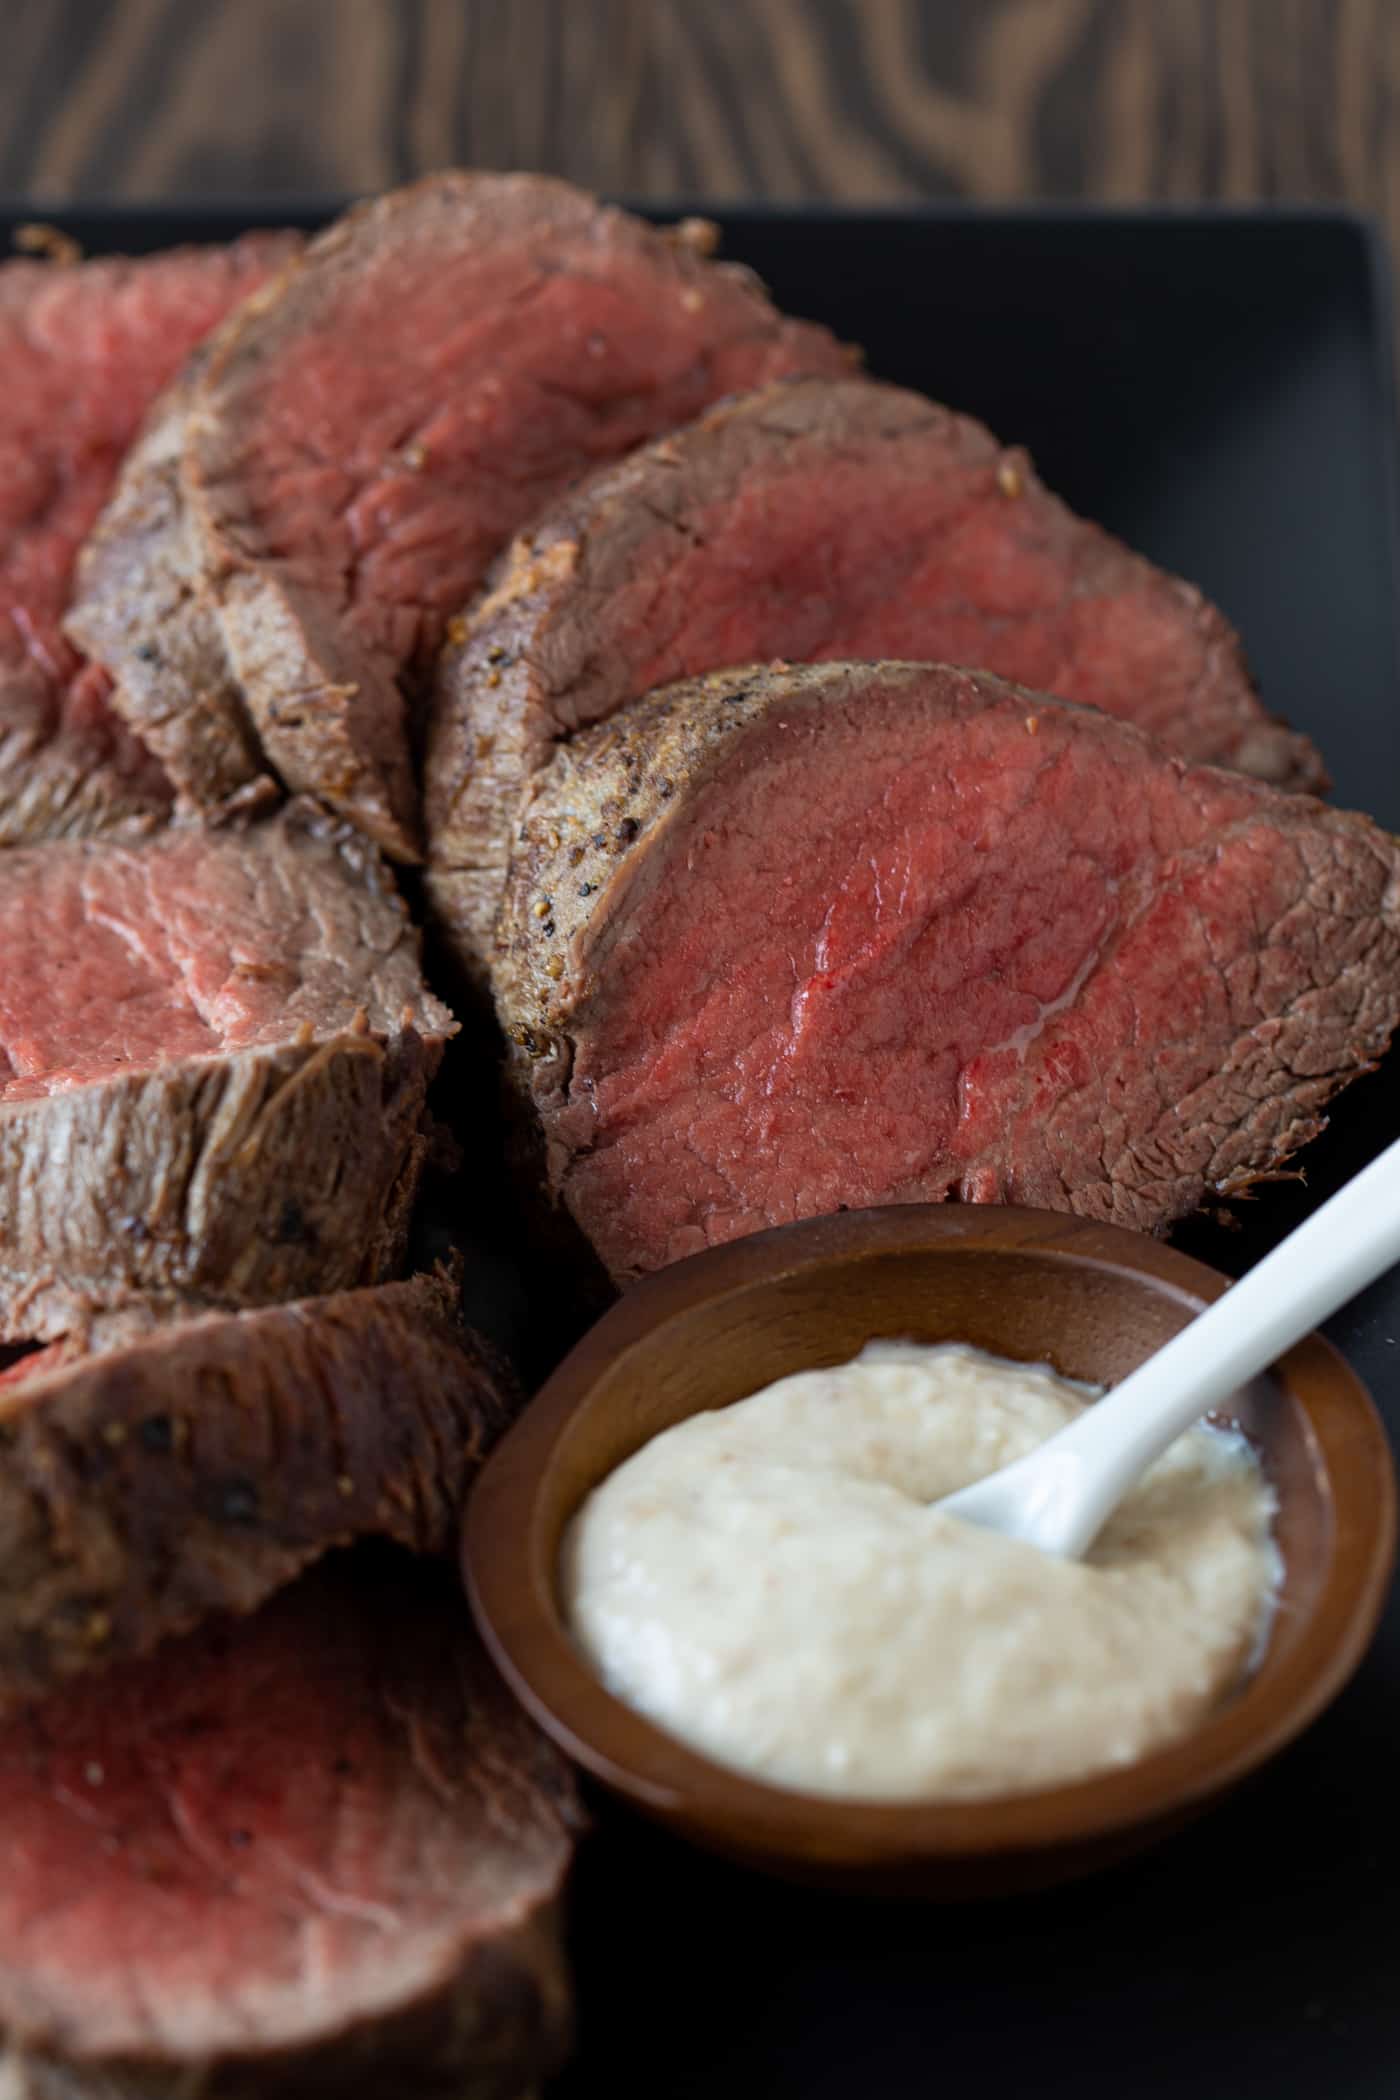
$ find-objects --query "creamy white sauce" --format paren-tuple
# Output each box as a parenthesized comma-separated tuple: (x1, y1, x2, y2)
(562, 1341, 1281, 1800)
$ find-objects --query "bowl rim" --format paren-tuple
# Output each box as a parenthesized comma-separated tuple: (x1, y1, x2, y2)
(464, 1205, 1397, 1869)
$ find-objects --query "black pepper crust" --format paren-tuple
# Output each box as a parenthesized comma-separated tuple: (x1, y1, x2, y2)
(0, 1267, 519, 1706)
(495, 662, 795, 1063)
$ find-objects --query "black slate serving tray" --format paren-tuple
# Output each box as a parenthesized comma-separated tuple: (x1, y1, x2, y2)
(11, 199, 1400, 2099)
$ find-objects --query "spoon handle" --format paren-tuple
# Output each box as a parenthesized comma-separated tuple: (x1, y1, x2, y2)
(944, 1132, 1400, 1556)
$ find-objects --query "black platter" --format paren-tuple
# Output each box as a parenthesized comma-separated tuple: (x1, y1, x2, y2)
(11, 199, 1400, 2100)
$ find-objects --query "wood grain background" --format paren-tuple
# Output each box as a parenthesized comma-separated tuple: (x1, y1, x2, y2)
(5, 0, 1400, 241)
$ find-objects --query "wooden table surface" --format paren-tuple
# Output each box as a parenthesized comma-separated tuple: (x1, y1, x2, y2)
(5, 0, 1399, 245)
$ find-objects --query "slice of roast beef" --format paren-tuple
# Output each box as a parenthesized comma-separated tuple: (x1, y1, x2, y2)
(0, 233, 299, 847)
(0, 1270, 516, 1705)
(498, 661, 1400, 1282)
(68, 174, 850, 863)
(425, 376, 1326, 982)
(0, 1549, 580, 2099)
(0, 801, 454, 1338)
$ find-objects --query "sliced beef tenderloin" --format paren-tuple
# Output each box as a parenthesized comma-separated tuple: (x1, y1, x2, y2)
(426, 377, 1325, 982)
(69, 174, 850, 863)
(498, 661, 1400, 1282)
(0, 1549, 580, 2100)
(0, 801, 454, 1339)
(0, 1270, 515, 1705)
(0, 233, 299, 847)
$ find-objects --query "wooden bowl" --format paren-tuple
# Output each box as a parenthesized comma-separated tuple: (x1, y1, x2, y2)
(464, 1206, 1396, 1896)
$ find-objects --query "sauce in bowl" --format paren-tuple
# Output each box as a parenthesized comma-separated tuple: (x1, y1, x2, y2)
(562, 1341, 1280, 1801)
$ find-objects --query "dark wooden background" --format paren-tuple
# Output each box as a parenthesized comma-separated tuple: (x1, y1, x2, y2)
(4, 0, 1400, 238)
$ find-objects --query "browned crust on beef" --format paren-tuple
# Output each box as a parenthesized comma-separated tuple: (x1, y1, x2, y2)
(0, 1033, 438, 1342)
(424, 377, 1328, 985)
(498, 665, 817, 1048)
(64, 355, 276, 826)
(0, 1272, 517, 1706)
(68, 213, 419, 856)
(497, 661, 1400, 1262)
(423, 527, 589, 988)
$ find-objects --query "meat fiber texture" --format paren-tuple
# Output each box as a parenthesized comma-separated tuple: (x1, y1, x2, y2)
(497, 661, 1400, 1282)
(68, 172, 850, 864)
(426, 376, 1326, 984)
(0, 801, 455, 1339)
(0, 1270, 517, 1705)
(0, 232, 300, 847)
(0, 1549, 581, 2100)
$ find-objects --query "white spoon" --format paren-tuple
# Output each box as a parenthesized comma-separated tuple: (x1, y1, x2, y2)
(939, 1133, 1400, 1559)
